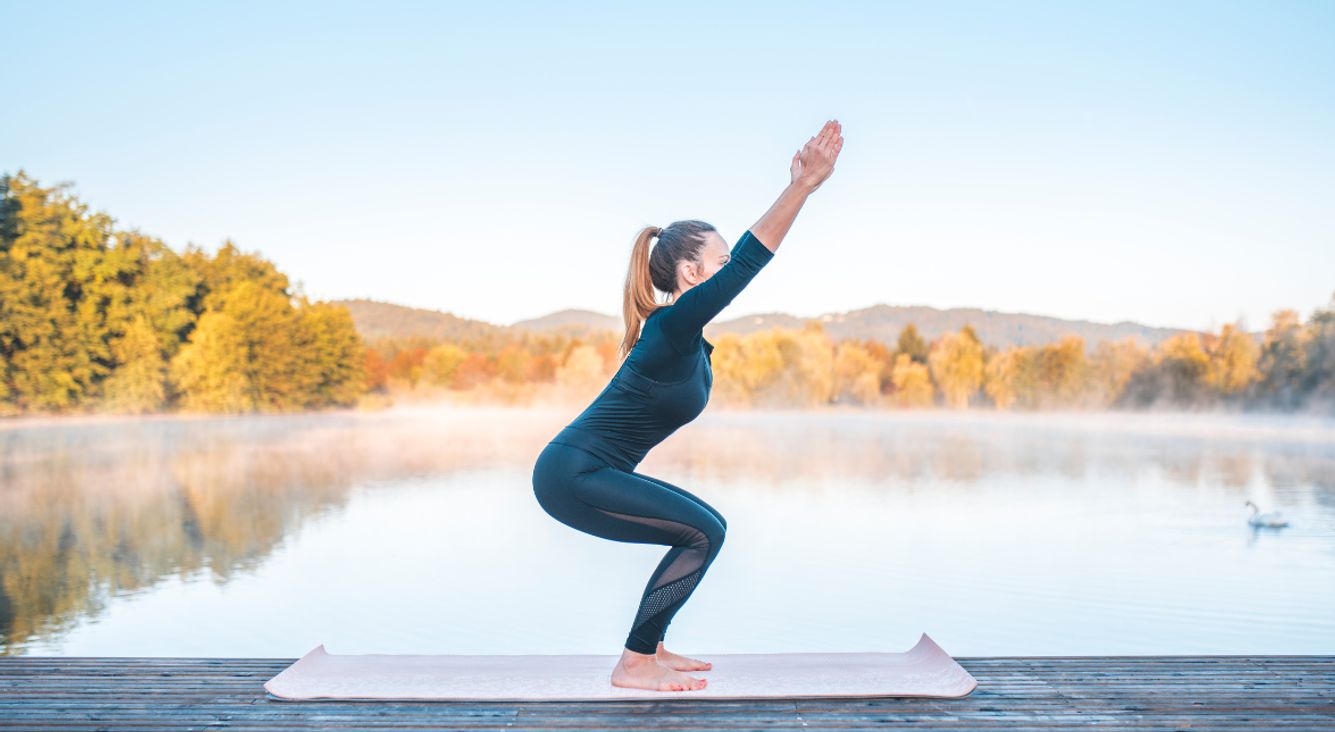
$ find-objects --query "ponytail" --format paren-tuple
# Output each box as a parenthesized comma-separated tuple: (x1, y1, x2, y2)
(619, 225, 663, 360)
(617, 219, 716, 361)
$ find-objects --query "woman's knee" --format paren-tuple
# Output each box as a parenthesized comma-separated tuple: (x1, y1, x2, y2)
(704, 517, 726, 558)
(680, 515, 726, 558)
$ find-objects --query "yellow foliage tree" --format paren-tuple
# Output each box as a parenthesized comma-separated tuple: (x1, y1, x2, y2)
(555, 344, 606, 394)
(711, 331, 784, 405)
(712, 326, 832, 407)
(775, 326, 834, 407)
(102, 313, 166, 413)
(1205, 322, 1260, 395)
(1035, 335, 1088, 408)
(170, 310, 250, 413)
(171, 281, 306, 412)
(833, 341, 882, 405)
(891, 353, 934, 408)
(1153, 332, 1212, 405)
(928, 329, 984, 408)
(984, 347, 1024, 410)
(295, 300, 367, 407)
(496, 344, 534, 384)
(422, 342, 468, 387)
(1087, 338, 1149, 407)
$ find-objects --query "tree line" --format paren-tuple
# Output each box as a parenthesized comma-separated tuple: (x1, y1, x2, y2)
(0, 171, 365, 415)
(4, 170, 1330, 416)
(364, 302, 1333, 413)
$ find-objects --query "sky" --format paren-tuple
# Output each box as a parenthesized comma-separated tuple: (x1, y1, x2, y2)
(4, 0, 1332, 333)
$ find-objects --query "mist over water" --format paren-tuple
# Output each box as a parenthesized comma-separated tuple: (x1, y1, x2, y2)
(2, 405, 1332, 657)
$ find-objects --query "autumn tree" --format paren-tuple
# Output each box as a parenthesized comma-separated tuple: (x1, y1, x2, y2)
(1121, 332, 1211, 407)
(422, 342, 468, 387)
(295, 299, 366, 407)
(929, 327, 985, 408)
(102, 313, 167, 413)
(832, 340, 882, 405)
(0, 172, 112, 411)
(890, 353, 934, 407)
(555, 344, 606, 394)
(1088, 338, 1149, 407)
(1298, 294, 1335, 409)
(896, 323, 929, 364)
(1203, 322, 1260, 397)
(1034, 335, 1088, 408)
(984, 347, 1025, 410)
(1254, 309, 1309, 409)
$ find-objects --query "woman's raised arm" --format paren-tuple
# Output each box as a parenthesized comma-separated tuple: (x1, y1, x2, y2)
(749, 119, 844, 254)
(655, 228, 777, 352)
(654, 120, 844, 352)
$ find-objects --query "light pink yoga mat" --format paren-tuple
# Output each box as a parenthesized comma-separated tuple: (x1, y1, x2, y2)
(264, 632, 977, 701)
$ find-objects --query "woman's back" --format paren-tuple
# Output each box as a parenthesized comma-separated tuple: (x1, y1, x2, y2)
(548, 229, 775, 471)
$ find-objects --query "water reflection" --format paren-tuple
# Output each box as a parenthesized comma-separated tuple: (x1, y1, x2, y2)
(2, 406, 1332, 657)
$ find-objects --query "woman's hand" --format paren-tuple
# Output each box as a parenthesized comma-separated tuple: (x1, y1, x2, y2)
(790, 119, 843, 193)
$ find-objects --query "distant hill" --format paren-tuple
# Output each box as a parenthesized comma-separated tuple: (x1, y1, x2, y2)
(510, 308, 621, 338)
(335, 299, 509, 343)
(709, 303, 1193, 351)
(333, 298, 1202, 351)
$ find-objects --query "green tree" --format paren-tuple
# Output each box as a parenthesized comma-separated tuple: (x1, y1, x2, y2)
(896, 323, 929, 364)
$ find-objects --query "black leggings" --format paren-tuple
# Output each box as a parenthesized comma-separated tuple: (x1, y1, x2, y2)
(532, 441, 727, 654)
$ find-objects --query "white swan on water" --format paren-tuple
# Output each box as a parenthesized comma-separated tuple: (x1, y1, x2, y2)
(1244, 500, 1290, 528)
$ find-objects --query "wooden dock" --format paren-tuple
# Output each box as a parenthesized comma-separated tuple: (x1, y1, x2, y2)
(2, 654, 1331, 730)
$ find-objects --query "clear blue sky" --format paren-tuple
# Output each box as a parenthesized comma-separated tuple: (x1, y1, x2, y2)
(5, 0, 1332, 332)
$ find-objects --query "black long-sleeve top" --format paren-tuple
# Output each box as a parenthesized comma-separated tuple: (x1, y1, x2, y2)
(549, 229, 776, 471)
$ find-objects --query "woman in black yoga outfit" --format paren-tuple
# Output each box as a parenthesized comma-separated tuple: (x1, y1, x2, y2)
(532, 119, 844, 692)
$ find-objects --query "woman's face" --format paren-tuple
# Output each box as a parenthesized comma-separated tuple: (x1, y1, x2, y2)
(675, 231, 731, 297)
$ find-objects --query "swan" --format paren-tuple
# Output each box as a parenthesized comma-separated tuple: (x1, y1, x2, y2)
(1244, 500, 1290, 528)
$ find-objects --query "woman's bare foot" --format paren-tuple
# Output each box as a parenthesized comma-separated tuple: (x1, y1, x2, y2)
(655, 642, 712, 671)
(611, 647, 707, 692)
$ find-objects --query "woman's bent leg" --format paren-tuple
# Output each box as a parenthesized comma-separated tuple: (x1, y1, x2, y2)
(631, 470, 728, 531)
(628, 470, 728, 644)
(533, 444, 726, 654)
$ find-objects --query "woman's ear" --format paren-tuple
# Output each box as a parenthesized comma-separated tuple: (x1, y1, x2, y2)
(675, 259, 693, 289)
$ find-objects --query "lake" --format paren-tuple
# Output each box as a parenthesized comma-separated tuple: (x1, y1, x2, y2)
(2, 405, 1332, 658)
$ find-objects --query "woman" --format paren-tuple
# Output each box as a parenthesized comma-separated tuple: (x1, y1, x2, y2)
(532, 120, 844, 692)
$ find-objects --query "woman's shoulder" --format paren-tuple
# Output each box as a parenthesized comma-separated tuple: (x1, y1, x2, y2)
(636, 308, 699, 361)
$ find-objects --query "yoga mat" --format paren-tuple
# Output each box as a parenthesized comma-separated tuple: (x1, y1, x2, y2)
(264, 632, 977, 701)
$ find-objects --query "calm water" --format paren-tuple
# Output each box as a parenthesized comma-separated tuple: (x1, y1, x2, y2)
(1, 405, 1332, 658)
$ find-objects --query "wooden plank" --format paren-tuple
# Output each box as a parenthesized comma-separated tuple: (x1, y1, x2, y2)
(0, 655, 1329, 731)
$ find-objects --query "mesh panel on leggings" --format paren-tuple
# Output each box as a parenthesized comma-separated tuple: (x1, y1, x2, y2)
(587, 504, 714, 636)
(632, 568, 702, 629)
